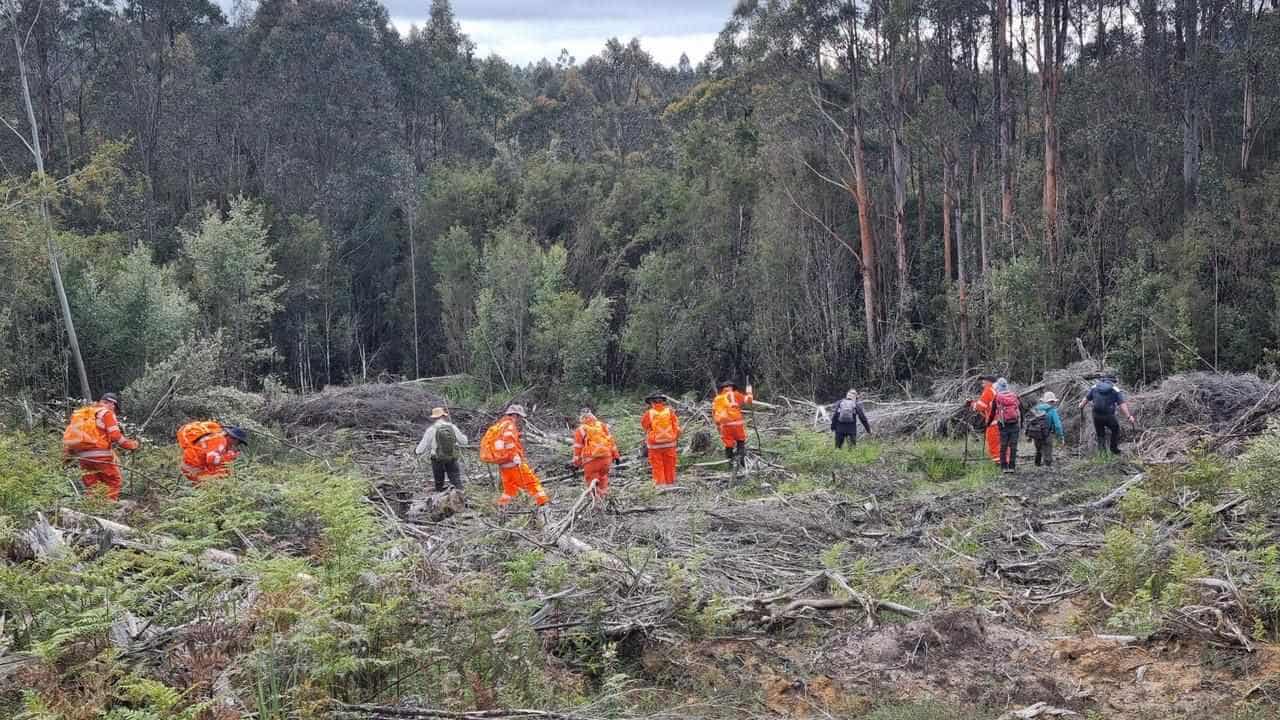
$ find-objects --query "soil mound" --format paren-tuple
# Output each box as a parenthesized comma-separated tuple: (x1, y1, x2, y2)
(827, 608, 1068, 708)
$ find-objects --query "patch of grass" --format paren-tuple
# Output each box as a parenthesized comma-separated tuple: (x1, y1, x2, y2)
(778, 429, 881, 473)
(860, 700, 989, 720)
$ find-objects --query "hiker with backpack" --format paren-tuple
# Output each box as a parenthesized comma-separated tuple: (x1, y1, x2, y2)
(712, 380, 754, 471)
(985, 378, 1022, 473)
(641, 392, 681, 486)
(1026, 392, 1066, 467)
(830, 389, 872, 448)
(1079, 376, 1136, 454)
(62, 393, 139, 501)
(415, 407, 468, 492)
(178, 421, 248, 485)
(480, 405, 550, 513)
(572, 406, 621, 500)
(966, 375, 1001, 463)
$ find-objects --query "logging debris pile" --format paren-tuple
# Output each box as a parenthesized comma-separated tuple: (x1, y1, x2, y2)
(6, 384, 1280, 719)
(265, 382, 457, 432)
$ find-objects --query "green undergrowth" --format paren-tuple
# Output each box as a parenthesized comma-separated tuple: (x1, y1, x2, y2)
(1070, 425, 1280, 642)
(860, 700, 989, 720)
(777, 429, 881, 473)
(904, 440, 999, 495)
(0, 441, 586, 718)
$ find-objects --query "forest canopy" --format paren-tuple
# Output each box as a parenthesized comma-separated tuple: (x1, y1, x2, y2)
(4, 0, 1280, 401)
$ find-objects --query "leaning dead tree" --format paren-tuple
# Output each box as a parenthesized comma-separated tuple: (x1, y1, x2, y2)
(3, 2, 92, 400)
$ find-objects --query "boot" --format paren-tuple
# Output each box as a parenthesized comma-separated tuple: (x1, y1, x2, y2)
(736, 441, 748, 470)
(724, 446, 735, 463)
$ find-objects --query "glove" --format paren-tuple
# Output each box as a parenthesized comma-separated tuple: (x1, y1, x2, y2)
(613, 458, 621, 467)
(120, 438, 140, 452)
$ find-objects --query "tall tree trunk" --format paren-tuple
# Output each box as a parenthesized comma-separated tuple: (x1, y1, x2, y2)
(1239, 0, 1260, 179)
(956, 202, 969, 370)
(1040, 0, 1069, 268)
(844, 3, 880, 367)
(892, 121, 910, 318)
(11, 29, 92, 400)
(995, 0, 1014, 245)
(943, 151, 954, 282)
(408, 207, 420, 379)
(853, 121, 880, 364)
(1179, 0, 1201, 208)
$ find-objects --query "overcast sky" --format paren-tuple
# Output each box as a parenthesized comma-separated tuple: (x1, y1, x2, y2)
(390, 0, 733, 67)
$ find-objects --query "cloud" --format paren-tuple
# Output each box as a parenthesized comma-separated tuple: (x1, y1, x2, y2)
(390, 15, 722, 66)
(388, 0, 733, 24)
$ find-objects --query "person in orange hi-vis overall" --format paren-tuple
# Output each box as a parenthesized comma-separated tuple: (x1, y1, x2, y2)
(712, 380, 754, 469)
(485, 405, 549, 509)
(641, 392, 680, 486)
(572, 406, 620, 499)
(179, 422, 248, 485)
(967, 374, 1001, 462)
(62, 393, 139, 501)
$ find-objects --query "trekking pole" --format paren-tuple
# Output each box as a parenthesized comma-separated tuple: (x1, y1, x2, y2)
(747, 374, 764, 456)
(121, 375, 178, 498)
(135, 375, 179, 438)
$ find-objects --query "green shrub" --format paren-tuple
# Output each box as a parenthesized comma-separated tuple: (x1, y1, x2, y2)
(1187, 501, 1220, 544)
(1118, 487, 1159, 522)
(907, 442, 967, 483)
(779, 429, 880, 473)
(1236, 419, 1280, 506)
(0, 434, 67, 521)
(1093, 524, 1161, 600)
(861, 700, 986, 720)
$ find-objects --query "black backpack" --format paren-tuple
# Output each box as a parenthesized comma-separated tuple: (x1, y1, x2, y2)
(836, 399, 857, 424)
(1025, 410, 1050, 440)
(434, 424, 458, 461)
(1091, 383, 1120, 416)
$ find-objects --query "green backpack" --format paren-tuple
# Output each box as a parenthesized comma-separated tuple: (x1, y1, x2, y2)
(434, 424, 458, 462)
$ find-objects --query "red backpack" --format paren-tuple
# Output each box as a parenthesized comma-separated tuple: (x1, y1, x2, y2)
(994, 391, 1021, 423)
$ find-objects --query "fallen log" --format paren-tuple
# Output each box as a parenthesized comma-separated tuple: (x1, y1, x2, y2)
(7, 512, 66, 561)
(56, 508, 240, 569)
(1082, 474, 1144, 511)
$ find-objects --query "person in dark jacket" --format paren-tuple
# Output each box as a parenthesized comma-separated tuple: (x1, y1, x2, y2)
(1079, 377, 1136, 454)
(986, 377, 1022, 473)
(830, 390, 872, 448)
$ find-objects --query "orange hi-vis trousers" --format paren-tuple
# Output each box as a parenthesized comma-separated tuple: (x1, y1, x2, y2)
(498, 463, 548, 506)
(581, 457, 611, 497)
(985, 424, 1000, 462)
(648, 446, 678, 485)
(78, 453, 122, 501)
(717, 422, 748, 448)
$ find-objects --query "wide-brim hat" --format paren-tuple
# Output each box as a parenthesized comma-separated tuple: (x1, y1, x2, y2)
(505, 404, 528, 417)
(645, 391, 668, 402)
(1041, 392, 1059, 404)
(978, 374, 998, 382)
(225, 425, 249, 444)
(431, 407, 448, 419)
(717, 380, 738, 390)
(100, 392, 121, 410)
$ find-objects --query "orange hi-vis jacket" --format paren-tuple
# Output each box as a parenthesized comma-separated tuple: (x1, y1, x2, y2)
(66, 403, 133, 460)
(641, 404, 681, 449)
(974, 381, 1000, 461)
(490, 417, 527, 469)
(181, 432, 240, 482)
(573, 417, 620, 466)
(712, 388, 753, 429)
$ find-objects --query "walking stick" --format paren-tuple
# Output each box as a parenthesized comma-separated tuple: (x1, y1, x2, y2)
(122, 374, 178, 497)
